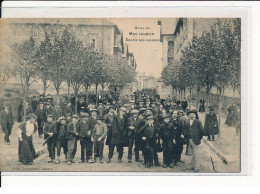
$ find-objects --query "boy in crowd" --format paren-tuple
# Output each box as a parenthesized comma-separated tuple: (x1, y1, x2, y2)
(139, 115, 160, 168)
(55, 116, 68, 164)
(91, 116, 107, 163)
(36, 102, 45, 137)
(43, 114, 57, 163)
(160, 115, 176, 168)
(77, 112, 92, 163)
(67, 115, 79, 165)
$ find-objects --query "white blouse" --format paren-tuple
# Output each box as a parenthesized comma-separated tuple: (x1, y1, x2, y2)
(17, 121, 35, 138)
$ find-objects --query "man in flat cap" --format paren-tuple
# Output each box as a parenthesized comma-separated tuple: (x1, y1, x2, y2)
(160, 115, 176, 168)
(67, 115, 79, 165)
(105, 107, 125, 163)
(186, 110, 204, 172)
(43, 114, 57, 163)
(139, 115, 160, 168)
(77, 112, 92, 163)
(36, 102, 46, 137)
(1, 104, 14, 145)
(127, 109, 143, 163)
(91, 116, 107, 163)
(88, 109, 98, 160)
(55, 117, 67, 164)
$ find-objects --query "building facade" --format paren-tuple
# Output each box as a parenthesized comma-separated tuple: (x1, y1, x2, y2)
(159, 18, 238, 66)
(5, 18, 127, 56)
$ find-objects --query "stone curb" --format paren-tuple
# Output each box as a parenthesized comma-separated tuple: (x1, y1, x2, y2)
(202, 137, 229, 164)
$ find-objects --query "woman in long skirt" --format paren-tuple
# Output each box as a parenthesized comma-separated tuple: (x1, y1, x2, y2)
(17, 113, 38, 165)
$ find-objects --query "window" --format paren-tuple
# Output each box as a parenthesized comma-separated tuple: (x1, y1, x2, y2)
(89, 34, 98, 50)
(91, 38, 96, 49)
(168, 41, 174, 58)
(33, 25, 39, 38)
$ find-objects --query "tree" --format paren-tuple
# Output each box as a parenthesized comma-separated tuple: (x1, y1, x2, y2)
(12, 37, 38, 121)
(0, 44, 16, 90)
(35, 30, 53, 96)
(40, 24, 67, 102)
(64, 29, 86, 113)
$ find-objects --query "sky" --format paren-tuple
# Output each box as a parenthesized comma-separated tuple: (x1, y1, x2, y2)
(110, 18, 163, 77)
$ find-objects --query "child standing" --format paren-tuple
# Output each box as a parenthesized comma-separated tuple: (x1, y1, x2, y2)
(43, 114, 57, 163)
(91, 116, 107, 163)
(55, 116, 68, 164)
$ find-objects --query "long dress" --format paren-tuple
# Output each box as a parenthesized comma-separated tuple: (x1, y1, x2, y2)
(17, 121, 37, 164)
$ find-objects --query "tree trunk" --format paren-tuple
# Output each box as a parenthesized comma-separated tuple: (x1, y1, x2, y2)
(196, 89, 200, 109)
(75, 92, 78, 114)
(85, 85, 89, 104)
(95, 83, 98, 106)
(56, 87, 60, 105)
(43, 79, 47, 96)
(67, 84, 70, 99)
(189, 89, 192, 109)
(233, 87, 236, 98)
(23, 84, 29, 122)
(218, 88, 222, 139)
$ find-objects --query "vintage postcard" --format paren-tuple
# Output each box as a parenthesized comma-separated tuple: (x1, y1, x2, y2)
(0, 18, 241, 173)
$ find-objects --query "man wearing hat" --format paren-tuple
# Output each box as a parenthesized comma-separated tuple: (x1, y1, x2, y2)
(1, 104, 14, 144)
(55, 117, 68, 164)
(43, 114, 57, 163)
(31, 96, 38, 113)
(36, 102, 46, 137)
(88, 108, 98, 160)
(204, 106, 219, 141)
(139, 115, 160, 168)
(105, 107, 126, 163)
(160, 114, 176, 168)
(45, 101, 53, 116)
(97, 103, 105, 117)
(67, 115, 79, 165)
(77, 112, 92, 163)
(127, 109, 142, 163)
(39, 94, 45, 103)
(171, 110, 185, 165)
(186, 110, 204, 172)
(91, 116, 107, 163)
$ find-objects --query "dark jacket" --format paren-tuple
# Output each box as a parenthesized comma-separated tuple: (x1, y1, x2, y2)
(43, 121, 57, 140)
(186, 119, 204, 145)
(105, 114, 126, 145)
(115, 114, 128, 146)
(56, 123, 67, 140)
(103, 113, 115, 145)
(160, 123, 176, 142)
(1, 108, 14, 132)
(36, 107, 46, 121)
(67, 122, 79, 140)
(89, 116, 98, 130)
(77, 119, 91, 138)
(204, 113, 219, 135)
(127, 117, 139, 137)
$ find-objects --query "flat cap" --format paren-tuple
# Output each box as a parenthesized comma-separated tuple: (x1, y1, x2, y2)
(187, 109, 197, 115)
(81, 112, 89, 117)
(131, 109, 139, 114)
(72, 114, 79, 119)
(90, 108, 98, 112)
(120, 107, 127, 112)
(146, 115, 154, 120)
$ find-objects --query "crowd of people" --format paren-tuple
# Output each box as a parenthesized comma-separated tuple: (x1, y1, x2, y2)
(0, 91, 240, 172)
